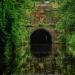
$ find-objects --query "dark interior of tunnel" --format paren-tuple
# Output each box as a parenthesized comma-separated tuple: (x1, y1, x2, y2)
(30, 29, 52, 58)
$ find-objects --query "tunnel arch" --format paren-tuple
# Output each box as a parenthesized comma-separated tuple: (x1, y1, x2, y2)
(30, 29, 52, 58)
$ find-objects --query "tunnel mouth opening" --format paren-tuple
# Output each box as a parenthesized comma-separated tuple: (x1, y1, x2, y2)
(30, 29, 52, 58)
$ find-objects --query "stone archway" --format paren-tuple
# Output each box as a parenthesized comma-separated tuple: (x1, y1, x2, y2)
(30, 29, 52, 58)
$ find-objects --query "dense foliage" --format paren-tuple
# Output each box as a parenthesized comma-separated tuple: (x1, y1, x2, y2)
(55, 0, 75, 74)
(0, 0, 33, 74)
(0, 0, 75, 74)
(56, 0, 75, 55)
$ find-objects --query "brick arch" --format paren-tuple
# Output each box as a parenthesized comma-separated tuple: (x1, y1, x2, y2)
(30, 28, 52, 58)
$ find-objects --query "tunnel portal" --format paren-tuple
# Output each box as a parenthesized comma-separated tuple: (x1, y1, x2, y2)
(30, 29, 52, 58)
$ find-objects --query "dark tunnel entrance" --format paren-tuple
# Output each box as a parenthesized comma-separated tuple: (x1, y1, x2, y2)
(30, 29, 52, 58)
